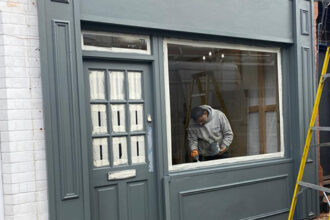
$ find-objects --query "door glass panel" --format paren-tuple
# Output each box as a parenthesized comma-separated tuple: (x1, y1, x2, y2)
(112, 137, 128, 166)
(92, 138, 110, 167)
(89, 70, 105, 100)
(109, 71, 125, 100)
(129, 104, 144, 131)
(128, 72, 142, 100)
(111, 105, 126, 133)
(91, 104, 107, 134)
(131, 136, 145, 164)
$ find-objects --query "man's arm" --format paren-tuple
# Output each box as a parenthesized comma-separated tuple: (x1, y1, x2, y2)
(219, 112, 233, 150)
(187, 127, 199, 157)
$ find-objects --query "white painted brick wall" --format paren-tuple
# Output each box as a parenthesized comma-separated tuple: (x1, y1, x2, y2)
(0, 0, 49, 219)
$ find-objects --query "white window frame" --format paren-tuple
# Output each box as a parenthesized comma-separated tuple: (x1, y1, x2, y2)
(163, 39, 285, 172)
(81, 31, 151, 55)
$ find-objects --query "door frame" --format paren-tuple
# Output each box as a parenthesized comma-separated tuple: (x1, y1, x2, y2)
(81, 36, 167, 220)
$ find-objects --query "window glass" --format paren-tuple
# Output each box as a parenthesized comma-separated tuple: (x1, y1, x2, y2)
(92, 138, 109, 167)
(112, 137, 128, 166)
(109, 71, 125, 100)
(91, 104, 107, 134)
(88, 68, 147, 168)
(129, 104, 144, 131)
(82, 32, 150, 54)
(131, 136, 146, 164)
(89, 70, 105, 100)
(165, 41, 283, 167)
(111, 104, 126, 133)
(128, 72, 142, 100)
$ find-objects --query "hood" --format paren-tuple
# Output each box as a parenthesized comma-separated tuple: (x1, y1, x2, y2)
(199, 105, 213, 123)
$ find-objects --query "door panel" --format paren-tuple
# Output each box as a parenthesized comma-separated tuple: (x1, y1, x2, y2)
(95, 186, 119, 220)
(84, 61, 157, 220)
(127, 181, 148, 220)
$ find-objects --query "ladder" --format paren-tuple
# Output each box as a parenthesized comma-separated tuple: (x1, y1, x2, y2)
(184, 71, 229, 133)
(183, 72, 229, 161)
(288, 46, 330, 220)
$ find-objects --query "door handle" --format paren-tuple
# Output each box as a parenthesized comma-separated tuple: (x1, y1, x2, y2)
(147, 114, 152, 123)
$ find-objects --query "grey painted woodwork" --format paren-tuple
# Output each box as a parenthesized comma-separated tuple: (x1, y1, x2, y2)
(84, 62, 158, 220)
(37, 0, 87, 219)
(292, 0, 319, 219)
(80, 0, 293, 44)
(37, 0, 318, 219)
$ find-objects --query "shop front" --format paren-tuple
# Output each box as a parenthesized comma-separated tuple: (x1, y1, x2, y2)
(38, 0, 318, 219)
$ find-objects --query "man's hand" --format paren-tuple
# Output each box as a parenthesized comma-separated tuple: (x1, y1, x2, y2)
(218, 146, 227, 156)
(190, 149, 199, 158)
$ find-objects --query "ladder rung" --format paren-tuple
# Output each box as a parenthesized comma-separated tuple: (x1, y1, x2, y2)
(298, 181, 330, 194)
(311, 127, 330, 131)
(323, 73, 330, 81)
(312, 142, 330, 148)
(191, 93, 206, 97)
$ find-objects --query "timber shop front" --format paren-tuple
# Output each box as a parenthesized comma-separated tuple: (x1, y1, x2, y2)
(37, 0, 318, 219)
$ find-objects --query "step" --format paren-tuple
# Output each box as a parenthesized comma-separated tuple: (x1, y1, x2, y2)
(311, 142, 330, 148)
(298, 181, 330, 194)
(323, 73, 330, 82)
(311, 127, 330, 131)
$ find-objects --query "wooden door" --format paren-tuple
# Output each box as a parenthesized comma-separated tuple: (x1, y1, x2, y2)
(84, 61, 158, 220)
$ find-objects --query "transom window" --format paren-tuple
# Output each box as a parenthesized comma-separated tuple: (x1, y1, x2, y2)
(89, 69, 146, 168)
(82, 31, 151, 54)
(164, 39, 284, 171)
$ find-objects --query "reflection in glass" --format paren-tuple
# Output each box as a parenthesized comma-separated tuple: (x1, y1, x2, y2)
(247, 113, 260, 155)
(82, 32, 150, 54)
(266, 112, 278, 153)
(92, 138, 109, 167)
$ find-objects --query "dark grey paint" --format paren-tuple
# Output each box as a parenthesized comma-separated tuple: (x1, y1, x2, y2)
(52, 19, 79, 200)
(80, 0, 293, 43)
(37, 0, 318, 219)
(165, 160, 292, 220)
(84, 61, 158, 220)
(291, 0, 319, 219)
(37, 0, 87, 219)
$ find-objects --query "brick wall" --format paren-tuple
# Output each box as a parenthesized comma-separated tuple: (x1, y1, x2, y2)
(0, 0, 49, 219)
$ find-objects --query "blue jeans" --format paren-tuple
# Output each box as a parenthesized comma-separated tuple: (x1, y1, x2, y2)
(199, 151, 229, 161)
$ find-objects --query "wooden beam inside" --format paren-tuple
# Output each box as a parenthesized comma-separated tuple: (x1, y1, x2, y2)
(258, 53, 266, 154)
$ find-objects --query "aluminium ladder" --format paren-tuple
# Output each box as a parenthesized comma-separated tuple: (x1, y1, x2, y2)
(288, 46, 330, 220)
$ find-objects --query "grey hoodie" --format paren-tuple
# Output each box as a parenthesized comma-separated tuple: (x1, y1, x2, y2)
(187, 105, 233, 156)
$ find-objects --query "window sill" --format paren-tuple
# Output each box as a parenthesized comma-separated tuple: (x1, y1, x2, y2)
(168, 152, 290, 175)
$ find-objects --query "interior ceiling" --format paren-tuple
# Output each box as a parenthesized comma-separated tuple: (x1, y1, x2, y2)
(167, 44, 276, 67)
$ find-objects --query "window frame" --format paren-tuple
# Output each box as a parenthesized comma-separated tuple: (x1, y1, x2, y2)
(163, 38, 285, 172)
(81, 31, 151, 55)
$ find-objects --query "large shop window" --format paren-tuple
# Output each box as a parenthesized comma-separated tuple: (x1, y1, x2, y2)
(164, 40, 284, 170)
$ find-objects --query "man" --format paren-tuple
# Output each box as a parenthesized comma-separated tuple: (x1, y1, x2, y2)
(188, 105, 233, 161)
